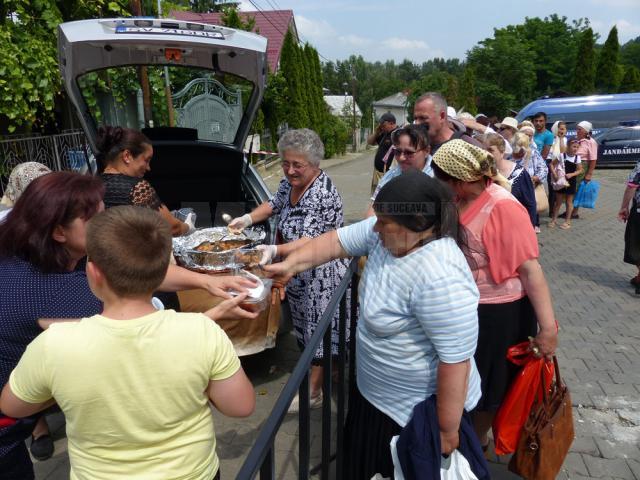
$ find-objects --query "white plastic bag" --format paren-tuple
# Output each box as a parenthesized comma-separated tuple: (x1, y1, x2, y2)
(390, 435, 405, 480)
(440, 450, 478, 480)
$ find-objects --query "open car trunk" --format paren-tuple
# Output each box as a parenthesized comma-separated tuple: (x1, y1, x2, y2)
(58, 19, 284, 354)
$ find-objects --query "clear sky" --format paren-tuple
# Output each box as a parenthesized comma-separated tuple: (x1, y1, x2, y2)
(239, 0, 640, 63)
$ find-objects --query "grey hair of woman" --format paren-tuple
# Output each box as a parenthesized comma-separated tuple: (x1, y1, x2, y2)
(277, 128, 325, 167)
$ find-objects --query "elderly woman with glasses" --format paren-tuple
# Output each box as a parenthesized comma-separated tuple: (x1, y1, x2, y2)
(431, 140, 558, 455)
(365, 124, 433, 217)
(228, 128, 350, 412)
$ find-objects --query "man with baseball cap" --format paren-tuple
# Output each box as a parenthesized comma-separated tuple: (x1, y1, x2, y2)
(367, 112, 397, 193)
(569, 120, 598, 219)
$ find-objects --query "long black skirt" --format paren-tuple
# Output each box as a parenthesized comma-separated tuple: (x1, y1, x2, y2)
(343, 386, 402, 480)
(624, 203, 640, 265)
(474, 296, 538, 412)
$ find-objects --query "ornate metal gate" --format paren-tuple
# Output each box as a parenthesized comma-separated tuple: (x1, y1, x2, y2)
(172, 77, 242, 143)
(0, 131, 93, 193)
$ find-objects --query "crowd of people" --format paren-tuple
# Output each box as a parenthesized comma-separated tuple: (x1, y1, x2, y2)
(0, 87, 627, 480)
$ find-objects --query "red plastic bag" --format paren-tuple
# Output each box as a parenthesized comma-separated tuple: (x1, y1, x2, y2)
(0, 415, 17, 428)
(492, 342, 554, 456)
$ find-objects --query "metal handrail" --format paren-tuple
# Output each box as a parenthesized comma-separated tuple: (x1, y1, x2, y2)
(236, 257, 360, 480)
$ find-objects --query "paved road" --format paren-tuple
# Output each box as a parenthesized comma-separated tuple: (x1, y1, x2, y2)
(35, 151, 640, 479)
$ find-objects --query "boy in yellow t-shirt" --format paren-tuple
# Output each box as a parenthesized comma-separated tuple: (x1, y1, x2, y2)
(0, 206, 255, 480)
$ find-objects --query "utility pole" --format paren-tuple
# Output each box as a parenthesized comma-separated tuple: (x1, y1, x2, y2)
(157, 0, 175, 127)
(351, 68, 357, 153)
(131, 0, 153, 127)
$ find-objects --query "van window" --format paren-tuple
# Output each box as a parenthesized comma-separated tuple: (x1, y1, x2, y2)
(78, 66, 254, 144)
(546, 110, 640, 129)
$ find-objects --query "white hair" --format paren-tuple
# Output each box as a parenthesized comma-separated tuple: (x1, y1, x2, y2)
(277, 128, 325, 167)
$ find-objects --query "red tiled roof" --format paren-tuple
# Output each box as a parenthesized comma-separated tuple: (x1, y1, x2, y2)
(171, 9, 296, 73)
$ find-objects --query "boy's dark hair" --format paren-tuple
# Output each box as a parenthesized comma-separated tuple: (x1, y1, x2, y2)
(86, 206, 171, 297)
(533, 111, 547, 121)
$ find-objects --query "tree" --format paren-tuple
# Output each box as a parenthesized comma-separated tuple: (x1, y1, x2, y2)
(467, 30, 536, 105)
(570, 27, 596, 95)
(220, 5, 255, 31)
(0, 1, 128, 133)
(512, 15, 587, 96)
(619, 65, 640, 93)
(444, 76, 459, 108)
(621, 37, 640, 70)
(596, 26, 621, 93)
(458, 67, 477, 114)
(279, 30, 307, 128)
(164, 0, 234, 13)
(475, 81, 516, 118)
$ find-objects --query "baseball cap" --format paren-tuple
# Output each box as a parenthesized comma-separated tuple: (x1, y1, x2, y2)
(475, 113, 488, 120)
(577, 120, 593, 133)
(380, 113, 396, 124)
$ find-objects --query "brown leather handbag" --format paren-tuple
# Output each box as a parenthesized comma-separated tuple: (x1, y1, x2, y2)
(508, 356, 575, 480)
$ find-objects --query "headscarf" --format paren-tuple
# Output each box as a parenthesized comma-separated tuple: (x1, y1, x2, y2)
(550, 121, 565, 160)
(432, 139, 511, 190)
(0, 162, 51, 207)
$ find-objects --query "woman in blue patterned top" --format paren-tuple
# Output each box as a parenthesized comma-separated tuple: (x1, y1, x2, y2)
(264, 171, 481, 479)
(228, 128, 350, 413)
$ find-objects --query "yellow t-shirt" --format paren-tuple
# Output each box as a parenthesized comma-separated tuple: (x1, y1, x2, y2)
(10, 310, 241, 480)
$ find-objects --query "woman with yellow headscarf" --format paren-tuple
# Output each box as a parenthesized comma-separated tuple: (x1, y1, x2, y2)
(431, 140, 558, 455)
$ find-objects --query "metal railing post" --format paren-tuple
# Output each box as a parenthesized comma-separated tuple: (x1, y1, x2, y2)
(336, 293, 348, 480)
(260, 447, 274, 480)
(321, 326, 332, 480)
(298, 373, 310, 480)
(236, 258, 359, 480)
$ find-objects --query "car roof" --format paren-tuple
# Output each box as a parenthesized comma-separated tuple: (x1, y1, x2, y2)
(517, 93, 640, 121)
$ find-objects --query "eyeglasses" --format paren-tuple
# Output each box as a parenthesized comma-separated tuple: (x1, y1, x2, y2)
(282, 161, 310, 172)
(394, 148, 419, 158)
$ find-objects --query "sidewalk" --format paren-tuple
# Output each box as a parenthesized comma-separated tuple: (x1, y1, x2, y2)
(255, 150, 372, 194)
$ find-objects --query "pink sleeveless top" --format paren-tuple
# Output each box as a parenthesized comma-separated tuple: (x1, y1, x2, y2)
(460, 183, 539, 304)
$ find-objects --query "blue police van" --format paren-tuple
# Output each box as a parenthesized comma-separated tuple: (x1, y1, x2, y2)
(516, 93, 640, 167)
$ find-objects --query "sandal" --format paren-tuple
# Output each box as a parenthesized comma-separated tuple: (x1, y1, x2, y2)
(559, 223, 571, 230)
(548, 221, 556, 228)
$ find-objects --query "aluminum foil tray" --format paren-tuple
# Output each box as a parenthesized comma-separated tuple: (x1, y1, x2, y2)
(172, 226, 266, 272)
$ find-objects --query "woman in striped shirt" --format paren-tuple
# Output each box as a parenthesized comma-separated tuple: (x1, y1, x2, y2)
(264, 170, 482, 479)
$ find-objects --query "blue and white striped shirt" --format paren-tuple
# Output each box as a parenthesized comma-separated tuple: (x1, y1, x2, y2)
(337, 217, 481, 426)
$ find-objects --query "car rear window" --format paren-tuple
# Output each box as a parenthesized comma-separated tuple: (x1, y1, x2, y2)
(78, 66, 254, 144)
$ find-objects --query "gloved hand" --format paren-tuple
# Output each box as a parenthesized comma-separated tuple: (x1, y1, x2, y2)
(184, 212, 197, 235)
(228, 213, 252, 233)
(256, 244, 277, 265)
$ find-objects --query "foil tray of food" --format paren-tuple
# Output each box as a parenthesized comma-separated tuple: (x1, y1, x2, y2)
(172, 227, 266, 272)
